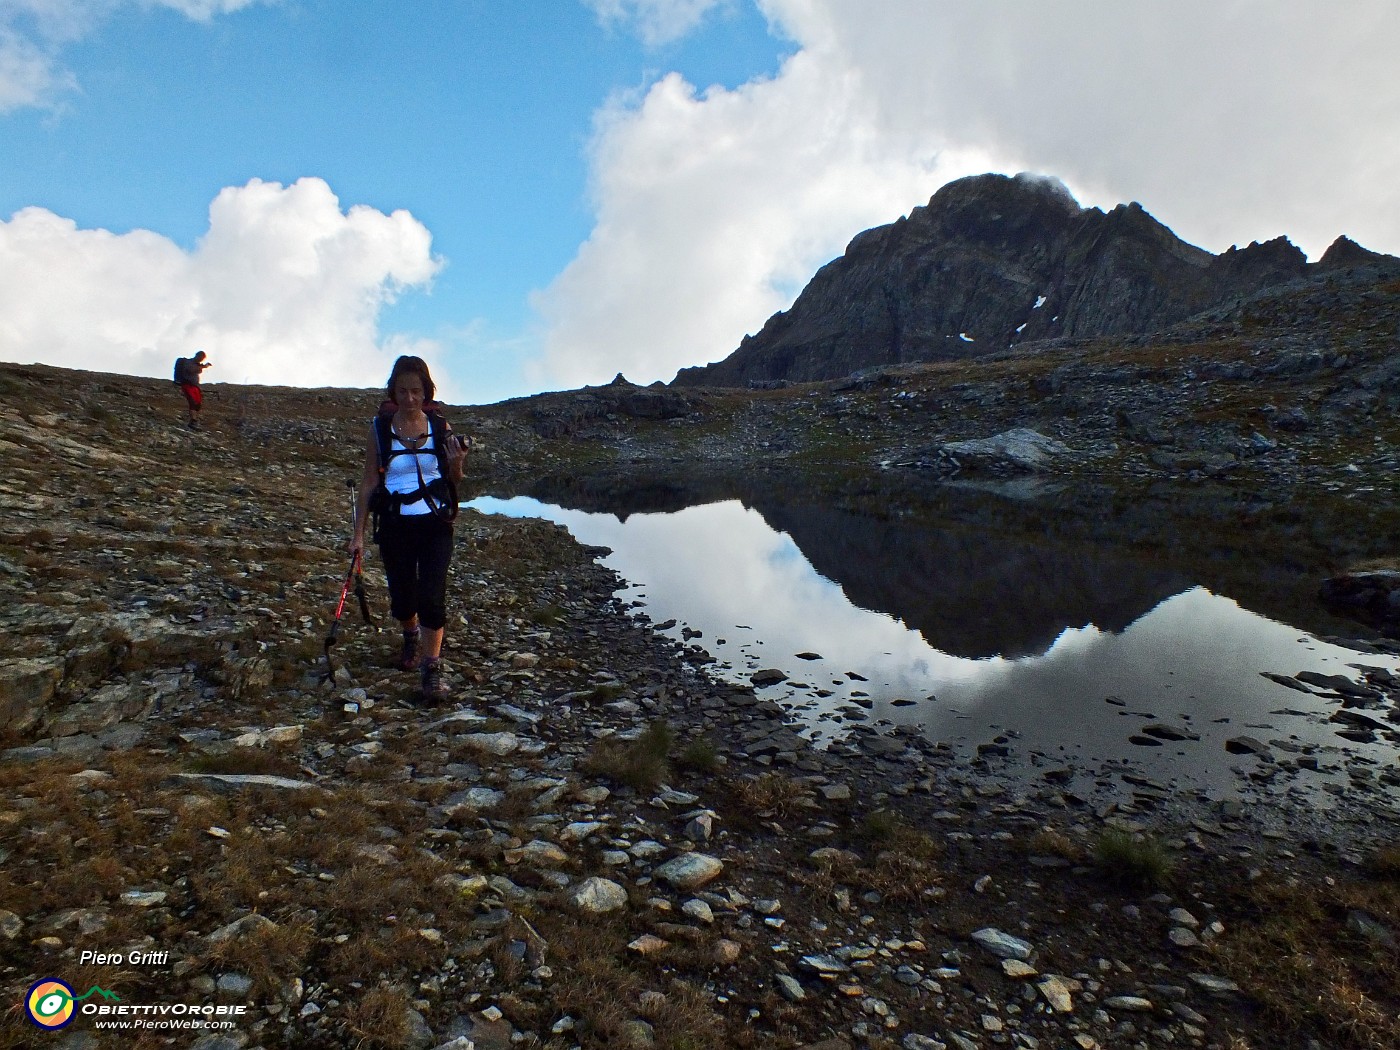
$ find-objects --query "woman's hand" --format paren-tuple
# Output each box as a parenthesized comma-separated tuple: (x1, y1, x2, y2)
(444, 431, 467, 479)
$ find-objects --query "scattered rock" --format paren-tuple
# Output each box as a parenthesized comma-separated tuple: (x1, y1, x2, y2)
(970, 928, 1033, 961)
(654, 853, 724, 891)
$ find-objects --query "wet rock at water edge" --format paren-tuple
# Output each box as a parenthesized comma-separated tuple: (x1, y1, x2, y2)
(1224, 735, 1272, 756)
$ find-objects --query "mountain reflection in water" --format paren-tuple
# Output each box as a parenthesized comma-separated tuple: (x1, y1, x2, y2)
(469, 491, 1400, 797)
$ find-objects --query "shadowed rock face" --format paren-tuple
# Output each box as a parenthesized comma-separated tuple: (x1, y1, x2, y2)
(673, 172, 1400, 387)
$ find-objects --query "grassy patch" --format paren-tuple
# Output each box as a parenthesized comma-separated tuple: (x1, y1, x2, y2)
(866, 847, 943, 903)
(729, 772, 808, 818)
(528, 905, 749, 1050)
(1209, 873, 1400, 1049)
(858, 809, 940, 857)
(1363, 844, 1400, 880)
(1092, 828, 1175, 889)
(579, 681, 626, 703)
(675, 736, 721, 775)
(1029, 827, 1086, 863)
(526, 602, 567, 625)
(186, 748, 304, 778)
(851, 810, 944, 901)
(582, 721, 675, 792)
(859, 809, 901, 843)
(341, 983, 414, 1048)
(201, 914, 315, 999)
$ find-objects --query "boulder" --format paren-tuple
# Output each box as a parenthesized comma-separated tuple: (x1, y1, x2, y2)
(43, 679, 152, 737)
(937, 428, 1073, 473)
(0, 658, 63, 733)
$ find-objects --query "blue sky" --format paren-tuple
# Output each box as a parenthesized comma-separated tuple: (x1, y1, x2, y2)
(5, 3, 783, 326)
(2, 1, 1399, 405)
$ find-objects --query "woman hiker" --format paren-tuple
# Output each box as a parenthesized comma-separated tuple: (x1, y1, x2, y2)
(351, 355, 467, 702)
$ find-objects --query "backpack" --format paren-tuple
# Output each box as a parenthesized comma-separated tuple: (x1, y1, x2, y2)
(368, 401, 459, 540)
(173, 356, 201, 385)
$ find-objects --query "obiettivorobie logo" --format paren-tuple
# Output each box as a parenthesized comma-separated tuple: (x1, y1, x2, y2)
(21, 976, 247, 1033)
(25, 979, 120, 1029)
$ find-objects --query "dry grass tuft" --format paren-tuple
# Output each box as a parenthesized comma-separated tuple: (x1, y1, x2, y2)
(1030, 827, 1086, 863)
(527, 904, 744, 1050)
(581, 721, 675, 793)
(798, 811, 944, 905)
(1092, 828, 1175, 889)
(859, 809, 942, 859)
(1363, 844, 1400, 880)
(189, 833, 279, 914)
(526, 602, 567, 625)
(323, 863, 421, 924)
(729, 772, 808, 818)
(866, 848, 943, 903)
(341, 983, 413, 1048)
(675, 736, 721, 775)
(202, 915, 315, 998)
(186, 748, 305, 778)
(1208, 873, 1400, 1050)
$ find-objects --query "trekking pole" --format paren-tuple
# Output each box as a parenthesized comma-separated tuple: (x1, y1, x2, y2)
(323, 550, 360, 684)
(323, 480, 374, 683)
(351, 480, 375, 627)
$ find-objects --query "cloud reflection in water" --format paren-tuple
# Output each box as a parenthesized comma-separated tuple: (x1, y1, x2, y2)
(471, 496, 1400, 796)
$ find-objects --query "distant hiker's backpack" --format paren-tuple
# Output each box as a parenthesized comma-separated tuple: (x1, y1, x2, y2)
(368, 401, 459, 541)
(173, 357, 200, 385)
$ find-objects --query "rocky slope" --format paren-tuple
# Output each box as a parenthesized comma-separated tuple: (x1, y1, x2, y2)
(1, 295, 1399, 1050)
(672, 173, 1400, 387)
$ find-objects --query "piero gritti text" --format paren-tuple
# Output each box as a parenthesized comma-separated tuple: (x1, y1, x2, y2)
(79, 949, 170, 966)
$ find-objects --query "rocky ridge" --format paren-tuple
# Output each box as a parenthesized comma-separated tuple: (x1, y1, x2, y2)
(671, 172, 1400, 388)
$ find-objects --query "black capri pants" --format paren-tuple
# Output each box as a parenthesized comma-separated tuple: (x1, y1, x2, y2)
(377, 513, 454, 630)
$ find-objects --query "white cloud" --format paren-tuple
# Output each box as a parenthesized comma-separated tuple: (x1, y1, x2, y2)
(774, 0, 1400, 259)
(0, 0, 269, 111)
(0, 23, 73, 109)
(584, 0, 732, 47)
(532, 56, 991, 389)
(534, 0, 1400, 389)
(149, 0, 265, 20)
(0, 177, 443, 389)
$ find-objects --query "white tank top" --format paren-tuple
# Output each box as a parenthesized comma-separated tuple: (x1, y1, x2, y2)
(381, 422, 442, 516)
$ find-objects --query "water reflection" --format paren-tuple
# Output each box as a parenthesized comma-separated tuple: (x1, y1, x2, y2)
(469, 494, 1400, 798)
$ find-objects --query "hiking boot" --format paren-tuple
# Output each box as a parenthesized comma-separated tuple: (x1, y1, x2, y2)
(420, 658, 450, 704)
(398, 628, 421, 671)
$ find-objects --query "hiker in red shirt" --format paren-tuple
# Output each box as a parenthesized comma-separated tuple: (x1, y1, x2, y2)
(173, 350, 211, 429)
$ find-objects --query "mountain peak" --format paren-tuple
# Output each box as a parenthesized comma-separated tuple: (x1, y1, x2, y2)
(1318, 234, 1390, 270)
(672, 175, 1400, 388)
(933, 171, 1082, 213)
